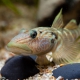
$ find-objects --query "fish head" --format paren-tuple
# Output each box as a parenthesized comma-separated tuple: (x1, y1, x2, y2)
(6, 27, 58, 55)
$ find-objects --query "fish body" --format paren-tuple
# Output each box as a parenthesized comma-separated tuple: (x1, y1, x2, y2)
(51, 26, 80, 64)
(7, 9, 80, 65)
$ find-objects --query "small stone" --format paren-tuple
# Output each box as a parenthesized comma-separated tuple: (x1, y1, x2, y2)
(49, 76, 56, 80)
(0, 77, 6, 80)
(52, 63, 80, 79)
(56, 76, 64, 80)
(59, 64, 65, 67)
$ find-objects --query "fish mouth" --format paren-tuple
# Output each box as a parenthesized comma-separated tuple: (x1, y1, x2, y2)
(6, 42, 32, 55)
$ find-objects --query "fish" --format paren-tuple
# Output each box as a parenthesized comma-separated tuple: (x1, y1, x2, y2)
(6, 9, 80, 65)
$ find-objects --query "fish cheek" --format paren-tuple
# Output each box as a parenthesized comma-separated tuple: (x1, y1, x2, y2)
(33, 39, 52, 54)
(39, 39, 54, 54)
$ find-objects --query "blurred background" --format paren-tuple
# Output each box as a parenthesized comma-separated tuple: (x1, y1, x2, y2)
(0, 0, 80, 60)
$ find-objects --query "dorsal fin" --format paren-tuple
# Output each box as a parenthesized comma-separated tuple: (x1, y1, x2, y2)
(51, 9, 64, 29)
(64, 19, 78, 30)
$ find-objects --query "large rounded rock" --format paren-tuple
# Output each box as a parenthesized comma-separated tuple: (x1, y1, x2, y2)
(1, 55, 39, 80)
(53, 63, 80, 79)
(29, 55, 37, 60)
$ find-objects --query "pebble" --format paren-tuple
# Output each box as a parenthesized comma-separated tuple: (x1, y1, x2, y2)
(53, 63, 80, 79)
(29, 55, 37, 61)
(1, 55, 40, 80)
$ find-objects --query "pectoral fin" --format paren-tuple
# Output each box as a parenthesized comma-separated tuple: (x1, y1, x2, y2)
(52, 42, 80, 64)
(51, 9, 64, 29)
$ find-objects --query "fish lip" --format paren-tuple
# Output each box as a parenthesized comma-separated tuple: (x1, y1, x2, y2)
(6, 46, 32, 55)
(6, 42, 33, 54)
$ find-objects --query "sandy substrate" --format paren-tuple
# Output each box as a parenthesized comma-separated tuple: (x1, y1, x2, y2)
(0, 60, 64, 80)
(0, 49, 64, 80)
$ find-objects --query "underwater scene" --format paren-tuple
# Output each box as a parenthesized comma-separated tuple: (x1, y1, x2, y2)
(0, 0, 80, 80)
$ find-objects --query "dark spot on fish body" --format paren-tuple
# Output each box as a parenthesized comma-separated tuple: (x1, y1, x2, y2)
(39, 31, 42, 34)
(51, 39, 54, 43)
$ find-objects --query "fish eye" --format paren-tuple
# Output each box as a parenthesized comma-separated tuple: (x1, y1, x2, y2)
(51, 32, 58, 39)
(30, 30, 37, 38)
